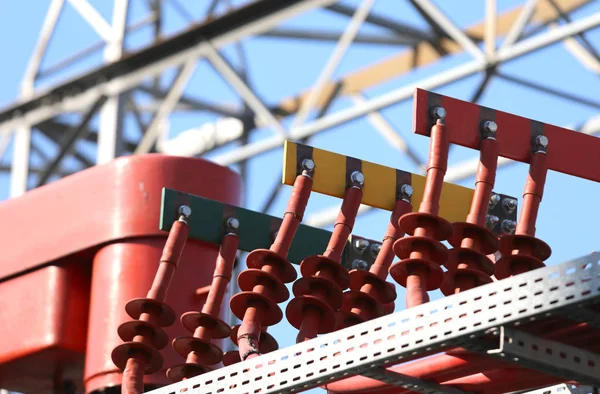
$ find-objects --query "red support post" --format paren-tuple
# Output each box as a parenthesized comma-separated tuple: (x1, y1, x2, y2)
(230, 160, 315, 361)
(111, 208, 191, 394)
(287, 170, 364, 342)
(167, 225, 240, 381)
(391, 107, 453, 308)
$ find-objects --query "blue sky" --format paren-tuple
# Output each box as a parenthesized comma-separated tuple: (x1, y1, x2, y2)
(1, 1, 599, 390)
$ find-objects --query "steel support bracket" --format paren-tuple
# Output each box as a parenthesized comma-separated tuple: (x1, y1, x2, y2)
(361, 367, 474, 394)
(524, 384, 599, 394)
(465, 326, 600, 386)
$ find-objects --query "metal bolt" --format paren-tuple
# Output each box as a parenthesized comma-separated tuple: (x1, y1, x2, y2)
(536, 135, 548, 148)
(179, 205, 192, 218)
(354, 238, 370, 252)
(430, 106, 446, 120)
(350, 170, 365, 186)
(483, 120, 498, 133)
(227, 217, 240, 230)
(489, 193, 501, 208)
(400, 184, 413, 200)
(301, 158, 315, 172)
(370, 243, 381, 258)
(502, 198, 517, 213)
(501, 219, 517, 234)
(352, 259, 369, 270)
(486, 215, 499, 229)
(534, 135, 548, 152)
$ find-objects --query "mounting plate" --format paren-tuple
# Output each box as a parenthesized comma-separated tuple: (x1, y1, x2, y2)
(160, 188, 381, 266)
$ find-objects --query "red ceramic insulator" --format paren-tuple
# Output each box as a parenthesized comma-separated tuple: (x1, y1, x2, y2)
(167, 232, 239, 382)
(442, 137, 499, 295)
(231, 172, 313, 361)
(287, 185, 363, 342)
(391, 120, 453, 308)
(111, 213, 190, 394)
(337, 199, 411, 328)
(495, 150, 552, 279)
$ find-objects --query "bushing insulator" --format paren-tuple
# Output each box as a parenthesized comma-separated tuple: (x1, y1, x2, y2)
(111, 341, 163, 375)
(393, 236, 449, 265)
(292, 276, 344, 310)
(495, 234, 551, 280)
(286, 295, 337, 334)
(300, 255, 350, 290)
(124, 298, 176, 327)
(245, 249, 298, 283)
(229, 292, 283, 327)
(237, 268, 290, 303)
(348, 270, 396, 304)
(389, 258, 444, 290)
(399, 212, 454, 241)
(171, 337, 223, 365)
(117, 320, 169, 350)
(445, 248, 495, 275)
(340, 290, 385, 321)
(448, 222, 499, 255)
(498, 235, 552, 261)
(180, 311, 230, 339)
(166, 363, 211, 382)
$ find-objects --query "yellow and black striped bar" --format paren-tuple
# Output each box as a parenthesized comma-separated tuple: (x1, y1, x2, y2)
(282, 140, 513, 225)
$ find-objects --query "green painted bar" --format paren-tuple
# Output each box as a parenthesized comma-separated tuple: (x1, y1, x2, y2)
(160, 188, 370, 266)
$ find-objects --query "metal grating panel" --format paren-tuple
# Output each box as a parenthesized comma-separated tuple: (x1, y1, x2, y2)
(146, 252, 600, 394)
(465, 326, 600, 385)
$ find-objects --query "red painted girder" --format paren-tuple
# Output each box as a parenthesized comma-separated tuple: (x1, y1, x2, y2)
(413, 88, 600, 183)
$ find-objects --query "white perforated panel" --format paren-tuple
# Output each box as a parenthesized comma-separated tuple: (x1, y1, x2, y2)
(146, 252, 600, 394)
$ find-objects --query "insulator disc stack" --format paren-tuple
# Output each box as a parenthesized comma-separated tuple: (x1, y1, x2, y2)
(390, 109, 453, 308)
(111, 206, 191, 390)
(337, 197, 412, 328)
(442, 126, 500, 295)
(167, 225, 240, 382)
(495, 136, 552, 279)
(287, 171, 364, 342)
(231, 164, 314, 361)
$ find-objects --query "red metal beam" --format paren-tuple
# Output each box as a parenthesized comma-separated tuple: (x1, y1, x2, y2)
(413, 88, 600, 183)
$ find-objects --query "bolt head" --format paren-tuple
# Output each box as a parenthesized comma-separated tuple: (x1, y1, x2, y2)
(354, 238, 370, 252)
(227, 217, 240, 230)
(483, 120, 498, 133)
(400, 184, 413, 199)
(501, 219, 517, 234)
(302, 158, 315, 172)
(431, 106, 446, 120)
(370, 243, 381, 257)
(486, 215, 499, 229)
(503, 198, 517, 212)
(352, 259, 369, 270)
(489, 194, 501, 207)
(350, 171, 365, 186)
(535, 135, 549, 149)
(179, 205, 192, 218)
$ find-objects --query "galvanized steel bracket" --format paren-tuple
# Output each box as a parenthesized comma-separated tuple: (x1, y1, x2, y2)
(466, 326, 600, 386)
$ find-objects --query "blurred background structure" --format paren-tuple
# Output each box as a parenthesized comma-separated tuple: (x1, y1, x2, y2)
(0, 0, 599, 391)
